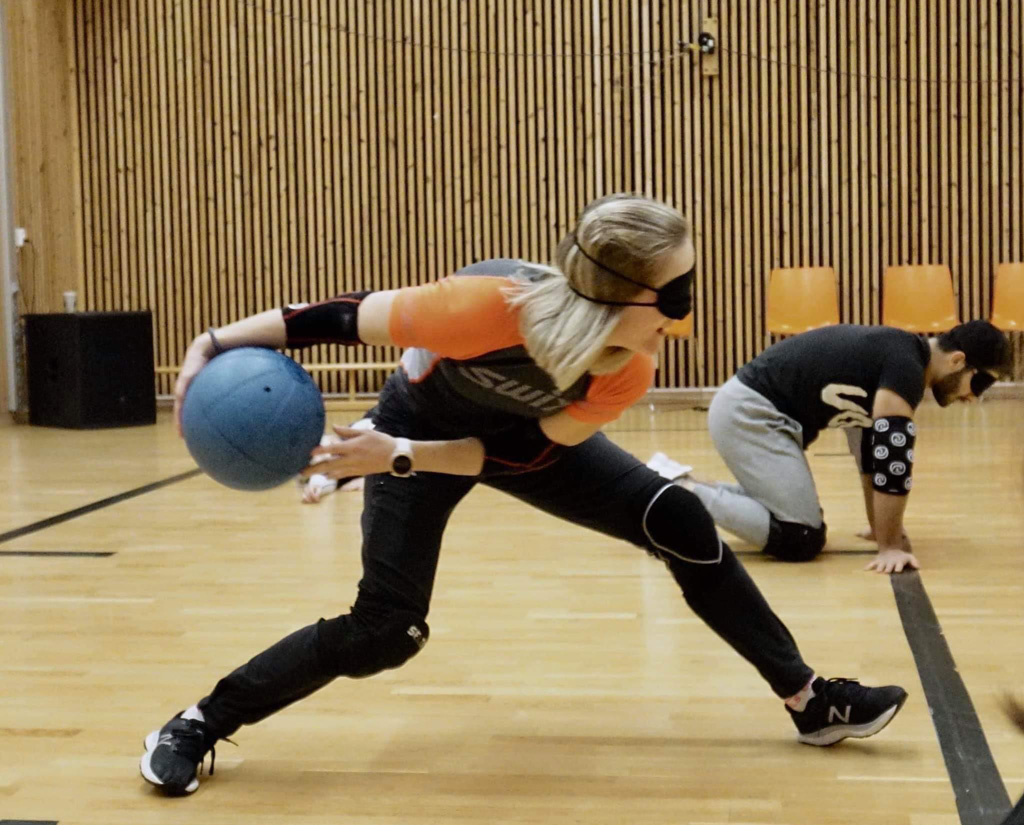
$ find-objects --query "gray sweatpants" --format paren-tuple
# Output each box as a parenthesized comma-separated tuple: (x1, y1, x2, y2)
(689, 376, 825, 549)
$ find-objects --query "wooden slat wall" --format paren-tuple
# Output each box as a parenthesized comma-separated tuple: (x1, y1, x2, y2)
(5, 0, 80, 321)
(2, 0, 80, 415)
(34, 0, 1024, 393)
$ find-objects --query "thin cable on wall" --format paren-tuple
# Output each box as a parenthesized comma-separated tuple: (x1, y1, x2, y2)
(237, 0, 1022, 85)
(717, 44, 1021, 85)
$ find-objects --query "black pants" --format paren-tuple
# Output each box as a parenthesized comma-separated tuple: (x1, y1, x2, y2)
(198, 416, 814, 738)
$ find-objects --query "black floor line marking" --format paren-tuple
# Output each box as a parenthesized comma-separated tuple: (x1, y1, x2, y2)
(0, 820, 59, 824)
(0, 550, 115, 557)
(0, 469, 202, 546)
(892, 571, 1012, 825)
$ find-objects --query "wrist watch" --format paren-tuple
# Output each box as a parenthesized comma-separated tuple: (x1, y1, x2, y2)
(389, 437, 415, 477)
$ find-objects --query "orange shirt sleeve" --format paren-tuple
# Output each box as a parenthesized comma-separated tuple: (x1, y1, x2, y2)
(388, 276, 524, 359)
(564, 353, 655, 424)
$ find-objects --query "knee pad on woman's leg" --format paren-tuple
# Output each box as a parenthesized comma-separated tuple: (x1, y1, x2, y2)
(316, 596, 429, 679)
(763, 516, 827, 562)
(642, 483, 723, 565)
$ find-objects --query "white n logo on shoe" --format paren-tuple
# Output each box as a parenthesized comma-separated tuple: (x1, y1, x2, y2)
(157, 733, 175, 748)
(828, 705, 852, 724)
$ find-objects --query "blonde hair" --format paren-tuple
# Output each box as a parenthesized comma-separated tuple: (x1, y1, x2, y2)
(505, 193, 691, 389)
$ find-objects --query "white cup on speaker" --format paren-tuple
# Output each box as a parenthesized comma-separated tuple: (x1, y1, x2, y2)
(63, 290, 77, 312)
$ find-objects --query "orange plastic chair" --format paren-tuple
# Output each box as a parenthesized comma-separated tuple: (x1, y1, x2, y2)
(663, 313, 693, 338)
(990, 262, 1024, 330)
(765, 267, 840, 335)
(882, 264, 959, 332)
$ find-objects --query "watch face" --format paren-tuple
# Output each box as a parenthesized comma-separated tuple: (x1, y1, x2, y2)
(392, 454, 413, 475)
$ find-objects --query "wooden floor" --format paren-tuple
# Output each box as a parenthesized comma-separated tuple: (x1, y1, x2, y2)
(2, 398, 1023, 825)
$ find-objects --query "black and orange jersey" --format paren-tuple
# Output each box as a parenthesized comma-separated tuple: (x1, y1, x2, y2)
(383, 259, 654, 432)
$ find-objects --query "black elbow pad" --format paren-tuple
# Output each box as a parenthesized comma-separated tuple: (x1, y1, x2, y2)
(282, 291, 371, 348)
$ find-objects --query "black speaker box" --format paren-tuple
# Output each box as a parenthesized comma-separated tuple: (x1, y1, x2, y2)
(24, 311, 157, 428)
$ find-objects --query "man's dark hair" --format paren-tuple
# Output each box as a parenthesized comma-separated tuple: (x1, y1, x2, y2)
(937, 320, 1012, 375)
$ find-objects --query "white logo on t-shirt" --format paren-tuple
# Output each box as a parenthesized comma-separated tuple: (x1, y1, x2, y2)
(822, 384, 873, 429)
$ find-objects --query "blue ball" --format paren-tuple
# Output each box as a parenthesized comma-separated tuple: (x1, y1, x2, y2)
(181, 347, 325, 490)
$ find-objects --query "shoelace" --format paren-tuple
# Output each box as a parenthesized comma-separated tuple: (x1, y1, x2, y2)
(821, 677, 867, 703)
(168, 719, 237, 777)
(197, 738, 238, 777)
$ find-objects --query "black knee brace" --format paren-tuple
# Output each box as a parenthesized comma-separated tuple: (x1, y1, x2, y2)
(316, 595, 429, 679)
(642, 483, 723, 565)
(763, 516, 827, 562)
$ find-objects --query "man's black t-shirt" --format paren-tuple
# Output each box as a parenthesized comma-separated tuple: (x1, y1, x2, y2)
(735, 325, 930, 447)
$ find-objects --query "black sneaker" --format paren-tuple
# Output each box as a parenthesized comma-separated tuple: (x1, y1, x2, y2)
(139, 712, 220, 795)
(788, 677, 908, 746)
